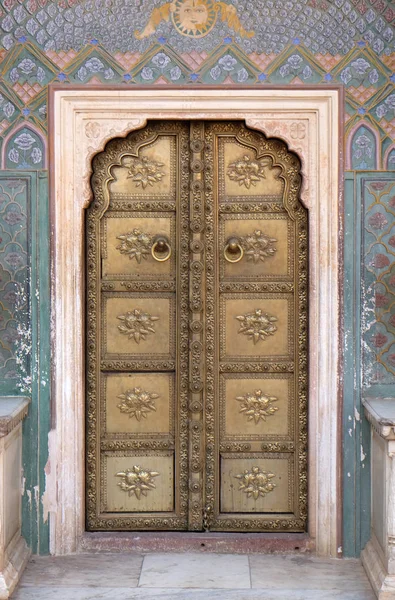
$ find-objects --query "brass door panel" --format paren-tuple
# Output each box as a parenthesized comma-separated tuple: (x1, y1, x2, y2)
(102, 294, 175, 359)
(220, 374, 293, 440)
(102, 213, 175, 280)
(86, 120, 307, 533)
(103, 373, 174, 436)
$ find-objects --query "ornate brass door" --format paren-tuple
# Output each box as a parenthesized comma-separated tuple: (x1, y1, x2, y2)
(86, 121, 307, 532)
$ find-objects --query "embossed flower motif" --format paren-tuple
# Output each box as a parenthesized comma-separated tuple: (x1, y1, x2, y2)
(152, 52, 171, 69)
(14, 133, 35, 151)
(236, 309, 278, 344)
(17, 58, 36, 75)
(127, 156, 165, 189)
(218, 54, 237, 71)
(227, 155, 270, 189)
(141, 66, 154, 80)
(389, 314, 395, 327)
(117, 387, 158, 421)
(116, 228, 153, 263)
(236, 389, 278, 424)
(351, 58, 371, 75)
(235, 466, 276, 499)
(241, 230, 277, 263)
(117, 308, 159, 343)
(116, 465, 159, 499)
(388, 237, 395, 248)
(387, 354, 395, 367)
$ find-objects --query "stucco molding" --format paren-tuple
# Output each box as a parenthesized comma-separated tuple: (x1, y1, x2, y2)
(49, 86, 341, 557)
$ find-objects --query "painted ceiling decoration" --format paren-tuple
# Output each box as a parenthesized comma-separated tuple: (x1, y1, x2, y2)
(0, 0, 393, 55)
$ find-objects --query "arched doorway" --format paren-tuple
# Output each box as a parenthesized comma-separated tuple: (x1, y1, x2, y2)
(86, 120, 308, 533)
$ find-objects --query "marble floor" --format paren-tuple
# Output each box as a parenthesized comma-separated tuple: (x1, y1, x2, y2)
(12, 552, 375, 599)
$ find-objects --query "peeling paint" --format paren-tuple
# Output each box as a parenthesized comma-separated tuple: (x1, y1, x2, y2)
(347, 472, 351, 478)
(354, 408, 360, 422)
(338, 546, 342, 554)
(41, 430, 57, 526)
(21, 476, 26, 496)
(26, 489, 32, 507)
(361, 445, 366, 462)
(348, 428, 353, 437)
(348, 415, 352, 421)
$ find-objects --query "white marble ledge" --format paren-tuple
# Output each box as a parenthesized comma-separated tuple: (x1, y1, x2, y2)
(363, 397, 395, 440)
(0, 397, 30, 438)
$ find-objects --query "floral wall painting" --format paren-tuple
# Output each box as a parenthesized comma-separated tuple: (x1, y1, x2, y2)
(351, 125, 378, 171)
(0, 178, 29, 388)
(134, 0, 254, 41)
(5, 126, 45, 170)
(363, 179, 395, 386)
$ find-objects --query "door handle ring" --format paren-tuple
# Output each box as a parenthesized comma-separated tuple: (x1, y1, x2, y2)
(151, 235, 172, 262)
(224, 237, 244, 263)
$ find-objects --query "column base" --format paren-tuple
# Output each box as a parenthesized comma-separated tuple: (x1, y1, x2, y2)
(0, 534, 31, 600)
(362, 539, 395, 600)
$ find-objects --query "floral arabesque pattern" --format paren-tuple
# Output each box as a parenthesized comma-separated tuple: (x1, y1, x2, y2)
(363, 179, 395, 385)
(5, 127, 44, 169)
(351, 125, 377, 170)
(0, 179, 29, 386)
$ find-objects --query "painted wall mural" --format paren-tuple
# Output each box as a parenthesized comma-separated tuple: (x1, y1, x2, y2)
(0, 0, 393, 556)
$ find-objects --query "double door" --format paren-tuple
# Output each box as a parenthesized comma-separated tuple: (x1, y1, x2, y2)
(86, 120, 308, 532)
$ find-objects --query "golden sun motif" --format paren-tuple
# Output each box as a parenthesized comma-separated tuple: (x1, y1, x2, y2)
(172, 0, 216, 38)
(135, 0, 254, 40)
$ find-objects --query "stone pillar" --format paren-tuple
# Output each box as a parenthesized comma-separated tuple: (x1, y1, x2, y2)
(0, 397, 30, 599)
(362, 397, 395, 599)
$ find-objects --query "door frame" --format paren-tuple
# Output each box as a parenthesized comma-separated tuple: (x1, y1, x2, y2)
(48, 85, 342, 556)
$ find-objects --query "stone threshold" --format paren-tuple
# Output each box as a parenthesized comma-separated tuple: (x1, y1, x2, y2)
(79, 531, 313, 554)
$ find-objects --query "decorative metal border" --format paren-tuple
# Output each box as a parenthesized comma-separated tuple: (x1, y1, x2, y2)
(86, 122, 190, 531)
(204, 121, 307, 532)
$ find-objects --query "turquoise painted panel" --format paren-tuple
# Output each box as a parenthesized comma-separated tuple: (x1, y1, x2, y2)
(0, 176, 29, 392)
(360, 174, 395, 392)
(0, 172, 50, 555)
(343, 172, 371, 557)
